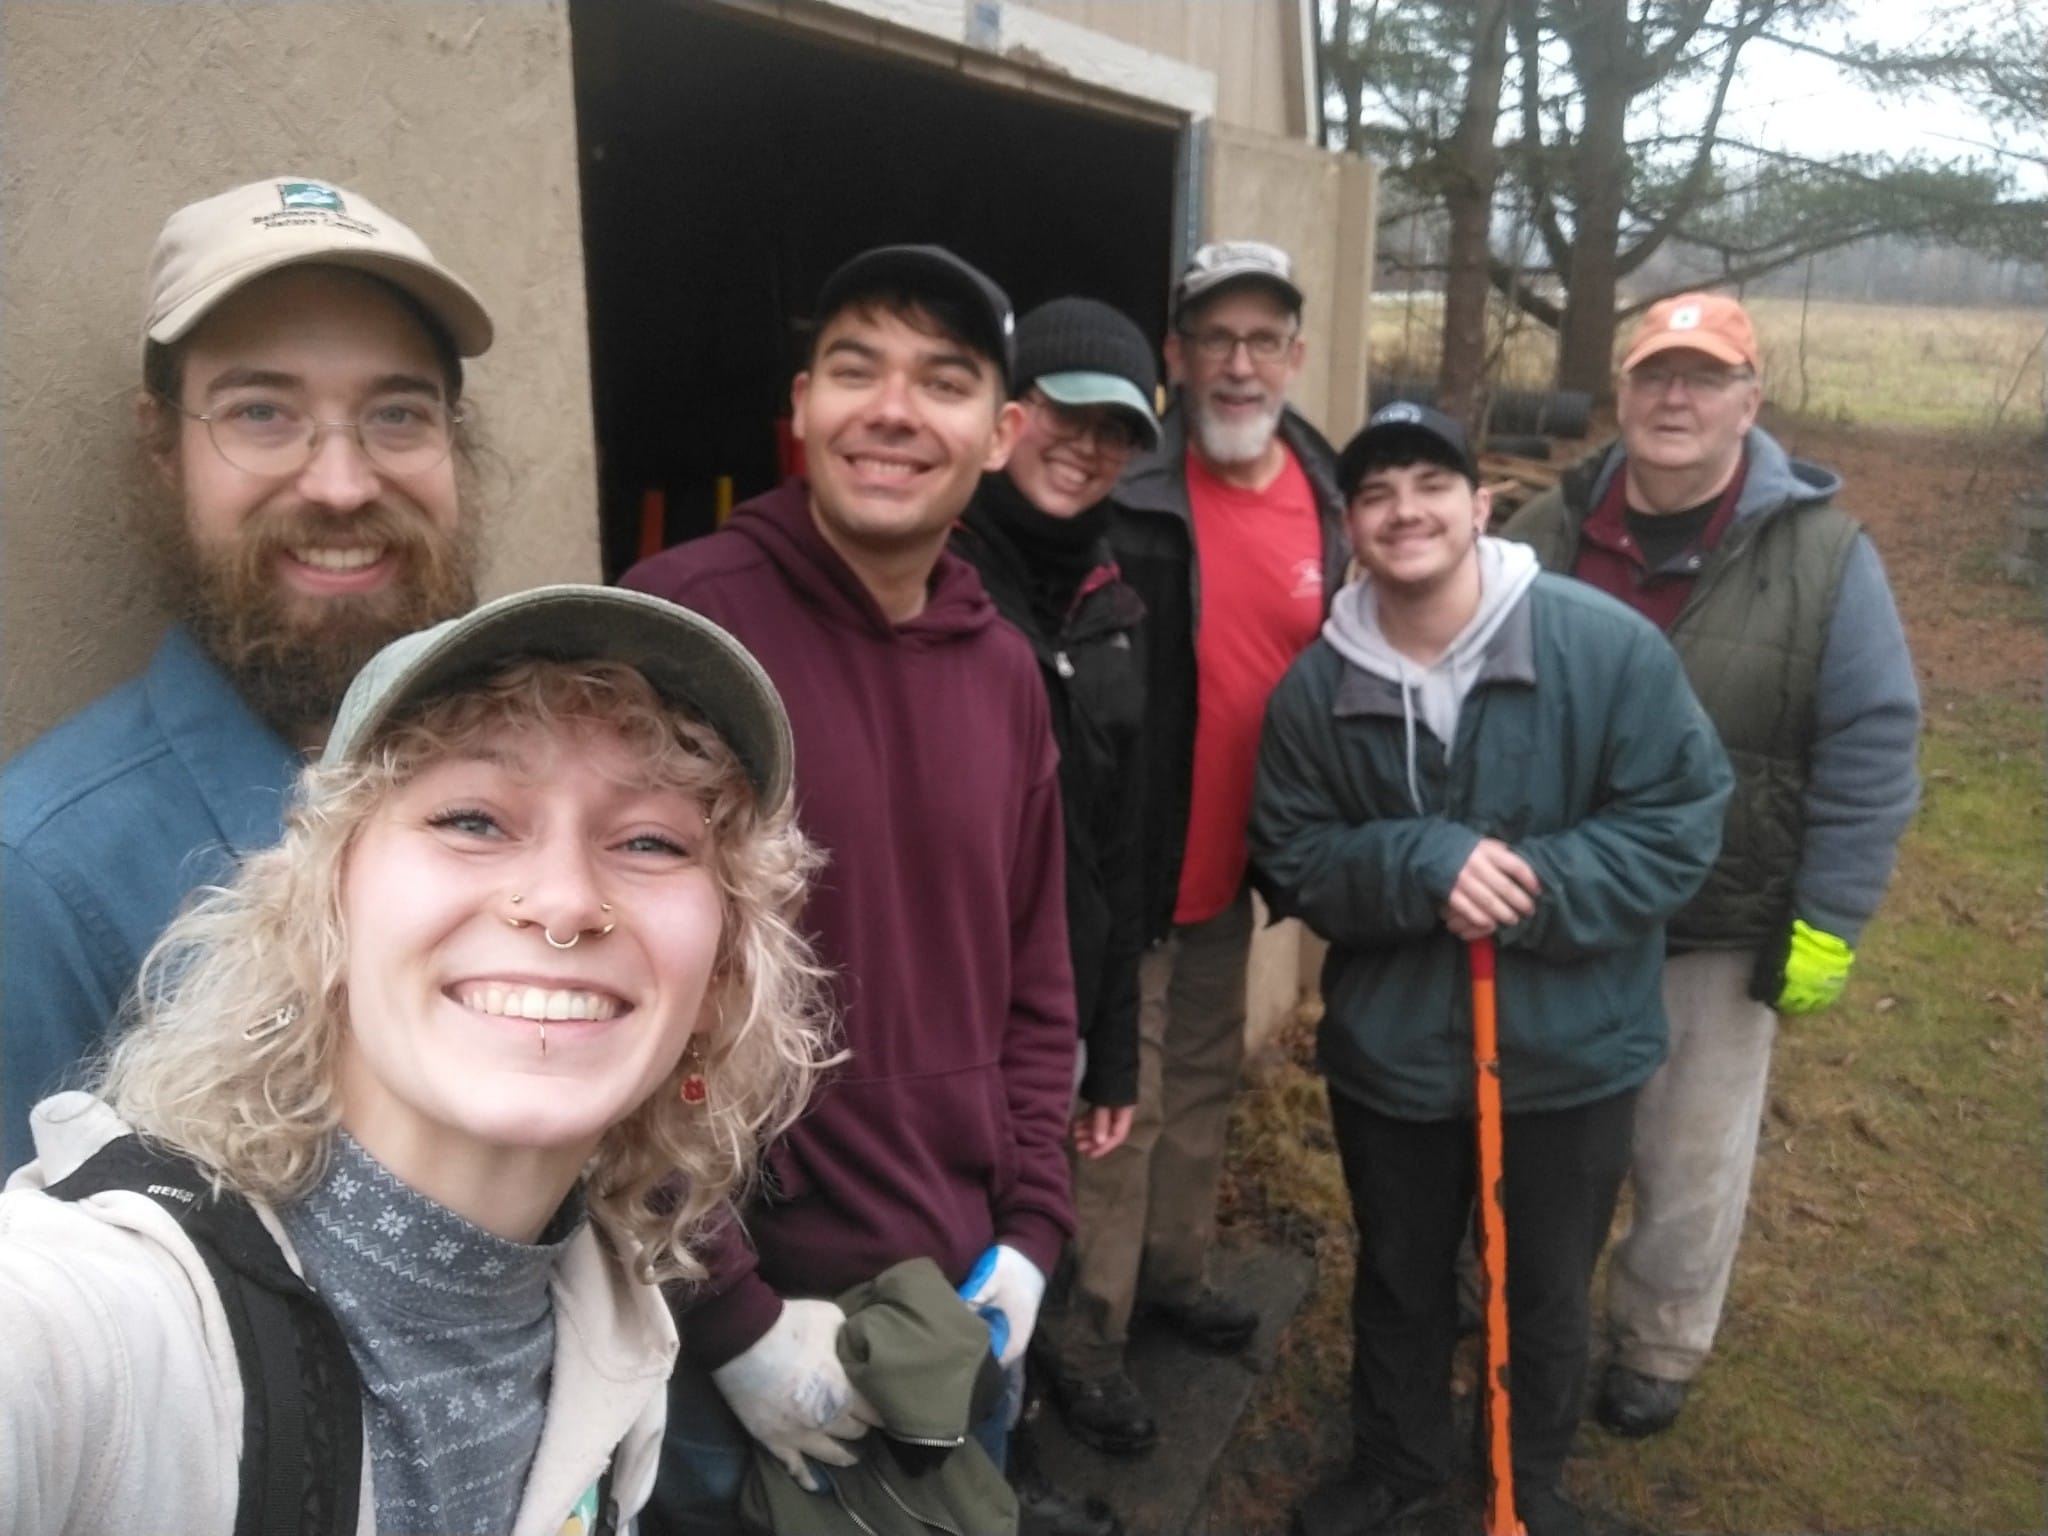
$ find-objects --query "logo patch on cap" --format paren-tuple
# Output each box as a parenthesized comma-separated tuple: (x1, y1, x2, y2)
(1667, 302, 1702, 331)
(1373, 402, 1425, 426)
(277, 182, 346, 214)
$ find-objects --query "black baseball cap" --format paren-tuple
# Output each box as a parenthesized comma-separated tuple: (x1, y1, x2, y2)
(814, 244, 1017, 385)
(1336, 402, 1481, 495)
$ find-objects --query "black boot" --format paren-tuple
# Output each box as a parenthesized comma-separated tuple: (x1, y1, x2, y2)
(1015, 1468, 1124, 1536)
(1009, 1418, 1123, 1536)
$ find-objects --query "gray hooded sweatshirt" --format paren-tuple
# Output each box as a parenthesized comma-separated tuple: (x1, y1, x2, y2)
(1320, 537, 1543, 813)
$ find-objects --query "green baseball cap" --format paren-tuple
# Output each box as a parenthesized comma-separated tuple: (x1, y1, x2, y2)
(322, 585, 794, 814)
(1034, 372, 1162, 450)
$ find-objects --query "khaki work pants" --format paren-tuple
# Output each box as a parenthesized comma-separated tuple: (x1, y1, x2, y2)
(1042, 888, 1254, 1379)
(1605, 947, 1778, 1382)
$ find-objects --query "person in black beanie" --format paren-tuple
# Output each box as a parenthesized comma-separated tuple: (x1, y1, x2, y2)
(951, 296, 1161, 1536)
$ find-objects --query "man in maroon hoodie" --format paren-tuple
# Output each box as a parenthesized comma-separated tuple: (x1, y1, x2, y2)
(623, 246, 1078, 1532)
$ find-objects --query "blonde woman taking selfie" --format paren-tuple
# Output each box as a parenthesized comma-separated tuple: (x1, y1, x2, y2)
(0, 586, 832, 1536)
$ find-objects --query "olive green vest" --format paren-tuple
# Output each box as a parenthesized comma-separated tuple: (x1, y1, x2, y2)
(1510, 469, 1861, 947)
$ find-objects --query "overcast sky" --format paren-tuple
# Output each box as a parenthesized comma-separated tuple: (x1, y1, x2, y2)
(1695, 2, 2044, 193)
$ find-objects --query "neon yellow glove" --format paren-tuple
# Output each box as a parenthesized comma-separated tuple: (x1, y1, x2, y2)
(1775, 920, 1854, 1014)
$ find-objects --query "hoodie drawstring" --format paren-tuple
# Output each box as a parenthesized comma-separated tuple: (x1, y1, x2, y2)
(1395, 657, 1426, 815)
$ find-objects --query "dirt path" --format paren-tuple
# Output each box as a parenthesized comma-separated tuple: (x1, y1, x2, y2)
(1771, 415, 2043, 704)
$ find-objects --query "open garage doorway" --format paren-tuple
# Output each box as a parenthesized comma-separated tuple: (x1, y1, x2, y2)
(570, 0, 1184, 577)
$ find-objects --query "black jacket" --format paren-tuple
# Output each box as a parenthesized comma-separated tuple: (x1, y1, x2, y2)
(1111, 400, 1348, 942)
(953, 484, 1147, 1107)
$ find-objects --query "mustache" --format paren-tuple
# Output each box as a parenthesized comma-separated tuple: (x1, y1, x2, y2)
(166, 496, 479, 738)
(229, 498, 441, 571)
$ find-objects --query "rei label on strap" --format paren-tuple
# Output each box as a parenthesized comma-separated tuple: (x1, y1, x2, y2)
(47, 1136, 364, 1536)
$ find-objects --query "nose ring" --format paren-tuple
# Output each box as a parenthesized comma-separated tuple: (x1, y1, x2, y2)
(507, 895, 614, 945)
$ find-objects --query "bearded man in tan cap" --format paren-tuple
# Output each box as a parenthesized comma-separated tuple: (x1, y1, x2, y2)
(1503, 292, 1920, 1438)
(2, 177, 494, 1170)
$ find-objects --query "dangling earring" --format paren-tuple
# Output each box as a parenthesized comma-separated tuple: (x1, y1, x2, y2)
(679, 1041, 708, 1105)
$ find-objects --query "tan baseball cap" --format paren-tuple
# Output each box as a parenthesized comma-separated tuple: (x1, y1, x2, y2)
(1621, 292, 1759, 374)
(144, 176, 493, 357)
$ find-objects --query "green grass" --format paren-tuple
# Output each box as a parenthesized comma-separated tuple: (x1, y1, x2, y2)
(1579, 690, 2046, 1532)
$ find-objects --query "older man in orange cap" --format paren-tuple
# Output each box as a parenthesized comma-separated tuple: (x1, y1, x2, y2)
(1503, 292, 1921, 1437)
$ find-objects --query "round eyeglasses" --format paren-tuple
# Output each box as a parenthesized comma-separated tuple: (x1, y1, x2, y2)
(1026, 391, 1144, 456)
(1623, 365, 1755, 397)
(158, 393, 464, 479)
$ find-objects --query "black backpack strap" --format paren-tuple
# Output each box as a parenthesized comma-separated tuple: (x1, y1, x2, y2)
(46, 1135, 364, 1536)
(593, 1455, 620, 1536)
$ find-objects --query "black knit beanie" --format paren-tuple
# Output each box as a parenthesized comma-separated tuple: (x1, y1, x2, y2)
(1013, 297, 1159, 402)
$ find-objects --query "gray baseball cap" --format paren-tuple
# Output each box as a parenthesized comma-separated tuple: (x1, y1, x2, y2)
(1172, 240, 1304, 322)
(322, 585, 794, 814)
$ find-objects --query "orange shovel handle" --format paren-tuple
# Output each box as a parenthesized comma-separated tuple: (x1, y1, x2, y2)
(1470, 936, 1526, 1536)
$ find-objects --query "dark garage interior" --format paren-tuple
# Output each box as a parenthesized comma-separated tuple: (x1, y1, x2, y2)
(570, 0, 1183, 576)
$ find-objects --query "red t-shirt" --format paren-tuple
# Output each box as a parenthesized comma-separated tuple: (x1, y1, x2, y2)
(1176, 445, 1326, 925)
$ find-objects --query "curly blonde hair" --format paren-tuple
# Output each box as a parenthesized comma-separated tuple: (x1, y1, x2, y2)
(99, 658, 835, 1282)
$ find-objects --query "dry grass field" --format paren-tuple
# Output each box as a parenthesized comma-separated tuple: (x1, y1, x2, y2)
(1203, 300, 2047, 1533)
(1369, 293, 2048, 433)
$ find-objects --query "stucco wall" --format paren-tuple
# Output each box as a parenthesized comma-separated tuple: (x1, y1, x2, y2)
(1026, 0, 1310, 137)
(1209, 124, 1378, 442)
(2, 1, 598, 754)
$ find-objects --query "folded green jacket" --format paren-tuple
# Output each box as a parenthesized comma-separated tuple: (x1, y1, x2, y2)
(738, 1257, 1016, 1535)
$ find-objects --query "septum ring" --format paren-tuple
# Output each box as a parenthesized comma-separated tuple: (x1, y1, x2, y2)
(506, 896, 616, 945)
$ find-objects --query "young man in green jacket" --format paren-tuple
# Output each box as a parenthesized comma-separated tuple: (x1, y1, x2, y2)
(1249, 404, 1732, 1536)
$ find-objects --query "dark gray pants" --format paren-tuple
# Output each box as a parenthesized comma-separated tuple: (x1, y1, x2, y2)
(1326, 1084, 1636, 1497)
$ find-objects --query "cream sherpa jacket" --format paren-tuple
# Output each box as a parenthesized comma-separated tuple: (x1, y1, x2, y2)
(0, 1094, 676, 1536)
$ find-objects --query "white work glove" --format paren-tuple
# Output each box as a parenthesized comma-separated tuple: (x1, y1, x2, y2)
(710, 1298, 879, 1489)
(958, 1244, 1046, 1368)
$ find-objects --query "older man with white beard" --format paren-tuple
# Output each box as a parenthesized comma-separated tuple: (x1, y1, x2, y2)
(1039, 242, 1346, 1451)
(2, 177, 492, 1170)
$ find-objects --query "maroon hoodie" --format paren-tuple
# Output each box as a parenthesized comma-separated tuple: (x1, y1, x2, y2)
(622, 481, 1078, 1367)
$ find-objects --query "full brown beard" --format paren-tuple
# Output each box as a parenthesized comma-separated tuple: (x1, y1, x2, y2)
(162, 497, 481, 741)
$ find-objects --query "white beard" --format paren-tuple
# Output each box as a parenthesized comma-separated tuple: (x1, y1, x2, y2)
(1189, 393, 1283, 467)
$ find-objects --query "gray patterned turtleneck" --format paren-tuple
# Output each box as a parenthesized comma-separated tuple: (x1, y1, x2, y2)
(277, 1133, 585, 1536)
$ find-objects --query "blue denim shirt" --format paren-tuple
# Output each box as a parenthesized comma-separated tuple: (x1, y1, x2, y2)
(2, 629, 296, 1171)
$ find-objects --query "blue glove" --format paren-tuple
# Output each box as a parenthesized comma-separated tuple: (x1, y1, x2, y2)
(957, 1244, 1045, 1368)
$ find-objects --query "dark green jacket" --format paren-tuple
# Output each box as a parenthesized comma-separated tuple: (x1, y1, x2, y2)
(739, 1259, 1014, 1535)
(1249, 572, 1733, 1120)
(1503, 429, 1921, 950)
